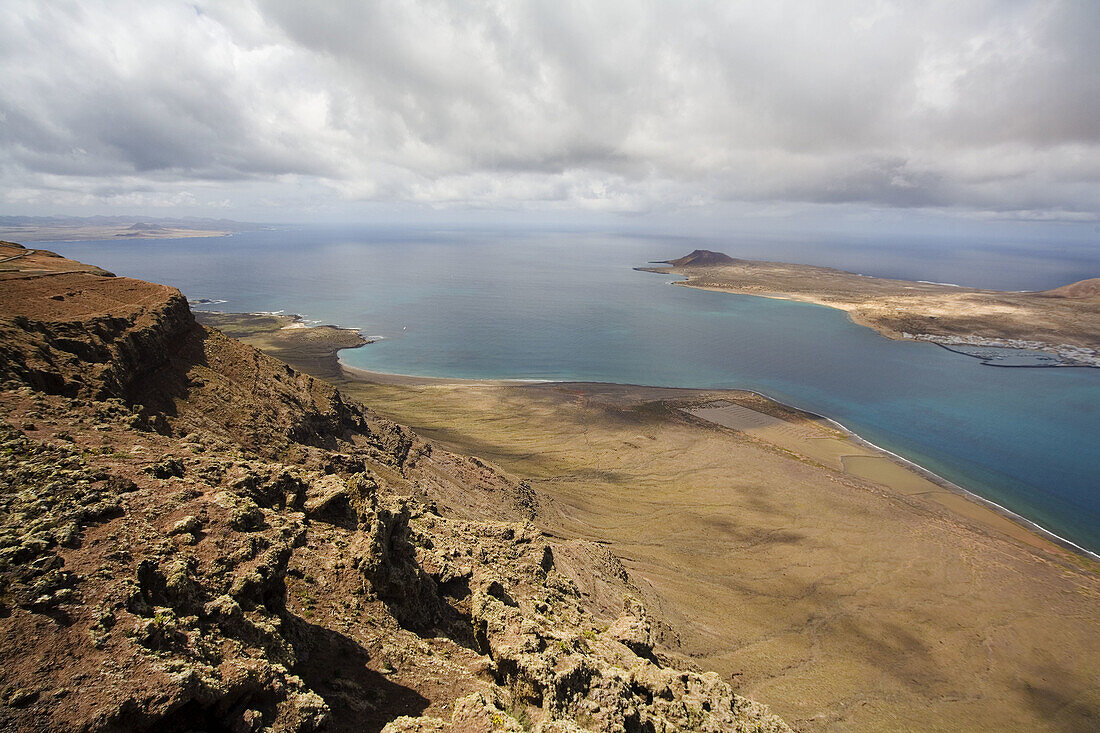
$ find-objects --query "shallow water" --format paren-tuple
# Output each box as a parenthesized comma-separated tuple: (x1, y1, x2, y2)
(46, 227, 1100, 553)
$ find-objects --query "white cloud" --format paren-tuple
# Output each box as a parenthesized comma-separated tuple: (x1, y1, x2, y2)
(0, 0, 1098, 219)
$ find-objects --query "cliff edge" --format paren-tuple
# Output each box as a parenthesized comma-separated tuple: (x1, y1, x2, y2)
(0, 244, 789, 732)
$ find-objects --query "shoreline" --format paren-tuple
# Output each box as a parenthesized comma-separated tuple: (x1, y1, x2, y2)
(671, 279, 1100, 368)
(192, 309, 1100, 729)
(342, 354, 1100, 561)
(635, 262, 1100, 368)
(335, 348, 1100, 562)
(338, 355, 556, 387)
(731, 388, 1100, 561)
(930, 342, 1093, 369)
(196, 308, 1099, 562)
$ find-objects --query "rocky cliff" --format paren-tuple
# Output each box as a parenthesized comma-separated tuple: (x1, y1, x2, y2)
(0, 245, 789, 732)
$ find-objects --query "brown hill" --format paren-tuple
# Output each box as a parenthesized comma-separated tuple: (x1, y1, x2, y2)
(661, 249, 738, 267)
(0, 247, 788, 732)
(1042, 277, 1100, 299)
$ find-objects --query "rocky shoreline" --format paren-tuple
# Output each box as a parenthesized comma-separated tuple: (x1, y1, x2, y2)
(902, 332, 1100, 367)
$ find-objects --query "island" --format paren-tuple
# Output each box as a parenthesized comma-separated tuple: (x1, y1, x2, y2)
(638, 250, 1100, 367)
(0, 215, 261, 242)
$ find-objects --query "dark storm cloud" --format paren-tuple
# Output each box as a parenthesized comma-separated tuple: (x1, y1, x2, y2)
(1, 0, 1098, 216)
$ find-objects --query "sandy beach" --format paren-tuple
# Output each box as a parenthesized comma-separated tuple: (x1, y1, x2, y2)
(197, 310, 1100, 732)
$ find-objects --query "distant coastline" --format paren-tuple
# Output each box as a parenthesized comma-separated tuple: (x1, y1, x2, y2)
(640, 250, 1100, 368)
(0, 215, 265, 242)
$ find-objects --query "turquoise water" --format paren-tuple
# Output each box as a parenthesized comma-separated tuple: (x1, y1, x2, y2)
(46, 228, 1100, 554)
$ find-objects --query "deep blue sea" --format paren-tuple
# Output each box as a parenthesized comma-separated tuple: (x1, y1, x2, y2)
(45, 227, 1100, 555)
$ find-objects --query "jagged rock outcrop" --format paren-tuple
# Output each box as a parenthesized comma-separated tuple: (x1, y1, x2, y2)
(368, 504, 789, 732)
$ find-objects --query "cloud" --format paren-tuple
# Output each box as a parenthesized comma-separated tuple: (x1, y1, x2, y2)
(1, 0, 1098, 218)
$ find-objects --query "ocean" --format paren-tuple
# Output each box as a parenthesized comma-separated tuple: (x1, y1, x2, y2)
(45, 226, 1100, 555)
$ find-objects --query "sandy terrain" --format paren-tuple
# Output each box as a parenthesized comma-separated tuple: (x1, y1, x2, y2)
(209, 313, 1100, 733)
(684, 401, 1053, 553)
(640, 254, 1100, 361)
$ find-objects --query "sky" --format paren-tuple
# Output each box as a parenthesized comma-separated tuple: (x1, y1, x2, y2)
(2, 0, 1099, 235)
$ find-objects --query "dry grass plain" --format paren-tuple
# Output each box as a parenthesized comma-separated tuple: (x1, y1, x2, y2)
(207, 314, 1100, 732)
